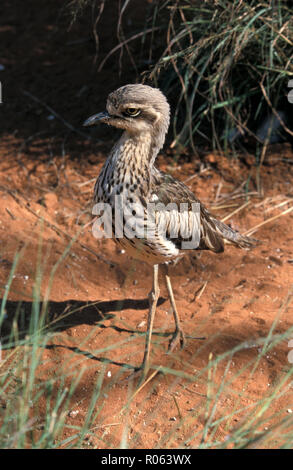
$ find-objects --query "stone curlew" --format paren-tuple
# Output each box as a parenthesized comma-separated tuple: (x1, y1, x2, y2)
(84, 84, 257, 383)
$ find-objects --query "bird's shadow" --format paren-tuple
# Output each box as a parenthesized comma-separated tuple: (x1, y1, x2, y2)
(0, 296, 168, 372)
(0, 296, 166, 343)
(1, 296, 268, 375)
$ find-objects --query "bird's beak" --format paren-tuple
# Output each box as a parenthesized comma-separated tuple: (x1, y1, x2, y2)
(83, 111, 110, 127)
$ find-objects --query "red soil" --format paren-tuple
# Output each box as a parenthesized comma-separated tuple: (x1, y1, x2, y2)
(0, 0, 292, 448)
(0, 137, 293, 448)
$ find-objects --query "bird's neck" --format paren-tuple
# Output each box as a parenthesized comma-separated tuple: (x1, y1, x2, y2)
(110, 130, 164, 182)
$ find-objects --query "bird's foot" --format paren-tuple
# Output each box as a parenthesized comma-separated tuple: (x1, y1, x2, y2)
(168, 328, 186, 353)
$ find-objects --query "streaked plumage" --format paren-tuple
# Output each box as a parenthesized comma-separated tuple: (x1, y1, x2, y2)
(84, 84, 257, 382)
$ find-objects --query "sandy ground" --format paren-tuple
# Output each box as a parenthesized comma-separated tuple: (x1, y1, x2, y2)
(0, 136, 292, 448)
(0, 0, 293, 448)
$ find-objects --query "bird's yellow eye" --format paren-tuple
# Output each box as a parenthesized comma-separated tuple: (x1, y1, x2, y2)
(125, 108, 140, 117)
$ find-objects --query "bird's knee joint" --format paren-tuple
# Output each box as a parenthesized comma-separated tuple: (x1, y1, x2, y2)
(148, 287, 160, 303)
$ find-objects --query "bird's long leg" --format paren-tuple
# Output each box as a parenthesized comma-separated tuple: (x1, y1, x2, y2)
(138, 263, 160, 383)
(162, 263, 186, 352)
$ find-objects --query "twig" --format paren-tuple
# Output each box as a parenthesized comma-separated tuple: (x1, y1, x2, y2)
(131, 368, 162, 399)
(243, 206, 293, 236)
(214, 181, 223, 203)
(92, 0, 105, 64)
(180, 384, 207, 398)
(172, 394, 183, 421)
(5, 208, 16, 220)
(191, 281, 208, 304)
(90, 422, 121, 431)
(98, 27, 161, 72)
(211, 203, 240, 210)
(221, 201, 250, 223)
(75, 178, 96, 188)
(121, 367, 162, 413)
(265, 199, 293, 214)
(215, 191, 258, 203)
(184, 167, 210, 184)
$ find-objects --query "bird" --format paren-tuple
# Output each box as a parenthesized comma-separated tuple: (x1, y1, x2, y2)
(83, 84, 257, 383)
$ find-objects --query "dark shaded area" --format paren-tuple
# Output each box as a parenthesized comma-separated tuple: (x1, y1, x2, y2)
(1, 295, 272, 374)
(0, 296, 166, 344)
(1, 0, 292, 165)
(0, 0, 158, 160)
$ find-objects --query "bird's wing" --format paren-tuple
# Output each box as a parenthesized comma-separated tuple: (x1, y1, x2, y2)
(149, 170, 225, 253)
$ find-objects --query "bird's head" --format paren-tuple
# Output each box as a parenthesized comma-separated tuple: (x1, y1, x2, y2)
(83, 84, 170, 146)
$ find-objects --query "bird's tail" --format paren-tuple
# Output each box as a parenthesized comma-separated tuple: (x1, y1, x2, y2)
(212, 218, 259, 249)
